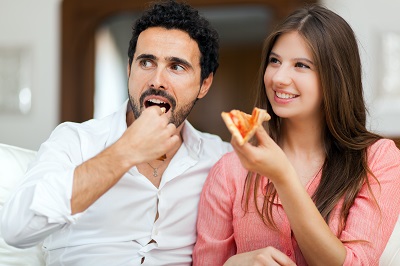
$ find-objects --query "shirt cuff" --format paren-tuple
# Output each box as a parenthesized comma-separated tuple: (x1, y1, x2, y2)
(29, 167, 83, 224)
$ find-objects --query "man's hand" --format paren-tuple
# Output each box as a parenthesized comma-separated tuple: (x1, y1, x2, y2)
(71, 106, 179, 214)
(119, 106, 179, 165)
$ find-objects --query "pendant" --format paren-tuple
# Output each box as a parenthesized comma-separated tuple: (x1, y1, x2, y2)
(153, 168, 158, 177)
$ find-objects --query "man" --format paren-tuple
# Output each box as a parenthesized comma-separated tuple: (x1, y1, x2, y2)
(1, 1, 231, 265)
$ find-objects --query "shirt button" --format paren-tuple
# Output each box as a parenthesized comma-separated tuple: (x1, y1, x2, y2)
(286, 250, 292, 256)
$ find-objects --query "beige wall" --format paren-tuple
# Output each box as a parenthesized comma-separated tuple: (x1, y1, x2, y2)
(0, 0, 399, 150)
(0, 0, 61, 150)
(321, 0, 400, 138)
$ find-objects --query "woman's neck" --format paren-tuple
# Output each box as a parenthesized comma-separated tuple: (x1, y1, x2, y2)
(279, 118, 326, 186)
(280, 117, 324, 159)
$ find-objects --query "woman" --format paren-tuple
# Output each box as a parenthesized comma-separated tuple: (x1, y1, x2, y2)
(193, 4, 400, 266)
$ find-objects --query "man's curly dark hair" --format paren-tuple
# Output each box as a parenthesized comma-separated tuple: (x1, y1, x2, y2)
(128, 0, 219, 83)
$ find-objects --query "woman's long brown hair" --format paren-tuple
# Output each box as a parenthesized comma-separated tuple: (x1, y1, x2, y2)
(245, 4, 382, 235)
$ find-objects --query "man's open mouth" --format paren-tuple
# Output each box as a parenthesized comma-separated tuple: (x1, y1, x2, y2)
(145, 98, 171, 113)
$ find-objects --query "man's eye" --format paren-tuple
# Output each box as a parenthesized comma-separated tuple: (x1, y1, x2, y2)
(171, 64, 184, 71)
(141, 60, 153, 68)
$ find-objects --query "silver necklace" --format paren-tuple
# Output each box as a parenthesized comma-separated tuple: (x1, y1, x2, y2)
(147, 162, 164, 177)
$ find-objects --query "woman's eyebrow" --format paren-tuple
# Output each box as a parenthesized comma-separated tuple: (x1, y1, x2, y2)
(294, 57, 314, 65)
(270, 51, 314, 65)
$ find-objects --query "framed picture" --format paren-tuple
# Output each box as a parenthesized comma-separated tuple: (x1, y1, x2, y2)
(0, 47, 31, 114)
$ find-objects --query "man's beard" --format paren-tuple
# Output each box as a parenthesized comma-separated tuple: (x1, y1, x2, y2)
(128, 88, 198, 128)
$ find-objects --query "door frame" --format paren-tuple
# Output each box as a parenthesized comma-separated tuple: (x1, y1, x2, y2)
(60, 0, 316, 122)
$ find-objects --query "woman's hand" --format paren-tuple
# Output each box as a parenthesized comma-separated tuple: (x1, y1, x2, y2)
(231, 126, 295, 185)
(223, 247, 296, 266)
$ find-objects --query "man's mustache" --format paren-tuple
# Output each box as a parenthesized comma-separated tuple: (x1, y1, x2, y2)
(139, 88, 177, 109)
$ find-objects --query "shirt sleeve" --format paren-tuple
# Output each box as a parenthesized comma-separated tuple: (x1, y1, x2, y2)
(192, 154, 237, 265)
(341, 139, 400, 265)
(1, 123, 85, 248)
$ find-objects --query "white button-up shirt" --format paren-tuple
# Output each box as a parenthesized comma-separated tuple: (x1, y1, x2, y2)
(1, 101, 232, 265)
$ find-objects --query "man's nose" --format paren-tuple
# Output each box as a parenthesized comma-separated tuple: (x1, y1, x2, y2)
(148, 68, 167, 90)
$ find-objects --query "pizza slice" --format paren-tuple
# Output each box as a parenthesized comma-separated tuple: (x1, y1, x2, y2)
(221, 107, 271, 145)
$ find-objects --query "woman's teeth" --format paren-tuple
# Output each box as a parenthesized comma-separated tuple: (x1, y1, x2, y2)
(276, 92, 296, 99)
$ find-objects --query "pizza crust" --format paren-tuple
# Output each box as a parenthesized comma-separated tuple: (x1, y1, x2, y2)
(221, 107, 271, 145)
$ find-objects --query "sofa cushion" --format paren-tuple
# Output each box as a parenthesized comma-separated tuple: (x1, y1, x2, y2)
(0, 143, 45, 265)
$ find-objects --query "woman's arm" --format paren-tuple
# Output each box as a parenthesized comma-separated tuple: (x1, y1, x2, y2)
(233, 129, 400, 265)
(337, 139, 400, 265)
(232, 127, 346, 266)
(193, 155, 237, 265)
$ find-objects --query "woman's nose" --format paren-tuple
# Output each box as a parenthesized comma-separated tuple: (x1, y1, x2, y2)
(272, 66, 292, 86)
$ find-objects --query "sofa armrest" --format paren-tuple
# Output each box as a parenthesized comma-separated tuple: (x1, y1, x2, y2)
(0, 143, 45, 266)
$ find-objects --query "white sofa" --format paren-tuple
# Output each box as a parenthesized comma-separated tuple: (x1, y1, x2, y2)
(0, 143, 45, 265)
(0, 142, 398, 265)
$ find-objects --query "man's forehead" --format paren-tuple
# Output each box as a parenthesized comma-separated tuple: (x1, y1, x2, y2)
(135, 27, 201, 63)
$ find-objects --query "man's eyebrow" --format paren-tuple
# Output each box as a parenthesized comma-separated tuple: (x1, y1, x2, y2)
(167, 56, 193, 69)
(135, 54, 194, 69)
(136, 54, 156, 61)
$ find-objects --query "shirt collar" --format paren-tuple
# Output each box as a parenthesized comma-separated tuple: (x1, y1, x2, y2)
(105, 99, 203, 160)
(181, 120, 203, 160)
(105, 99, 129, 147)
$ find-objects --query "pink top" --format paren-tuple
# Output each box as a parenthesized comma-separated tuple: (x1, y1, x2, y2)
(193, 139, 400, 266)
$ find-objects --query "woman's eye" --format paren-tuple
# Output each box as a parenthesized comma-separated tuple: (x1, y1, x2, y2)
(269, 57, 279, 64)
(295, 62, 310, 69)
